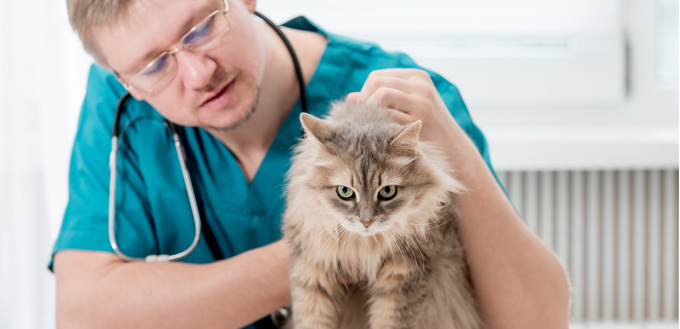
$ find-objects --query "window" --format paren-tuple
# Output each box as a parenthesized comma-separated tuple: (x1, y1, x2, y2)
(258, 0, 626, 107)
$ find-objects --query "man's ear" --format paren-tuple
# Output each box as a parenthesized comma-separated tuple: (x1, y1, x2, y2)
(108, 69, 145, 100)
(390, 120, 422, 157)
(113, 73, 145, 100)
(300, 113, 334, 142)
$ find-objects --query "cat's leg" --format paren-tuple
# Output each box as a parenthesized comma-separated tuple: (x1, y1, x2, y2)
(290, 260, 349, 329)
(367, 257, 424, 329)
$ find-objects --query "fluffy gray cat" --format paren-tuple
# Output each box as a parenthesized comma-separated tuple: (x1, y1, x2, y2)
(281, 101, 482, 329)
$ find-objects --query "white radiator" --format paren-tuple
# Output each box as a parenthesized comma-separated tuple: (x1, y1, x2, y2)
(496, 169, 679, 321)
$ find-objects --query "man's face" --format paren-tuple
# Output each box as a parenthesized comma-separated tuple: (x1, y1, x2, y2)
(97, 0, 264, 130)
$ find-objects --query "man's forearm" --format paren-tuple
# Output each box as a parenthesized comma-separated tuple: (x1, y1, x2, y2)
(56, 240, 291, 329)
(447, 129, 571, 328)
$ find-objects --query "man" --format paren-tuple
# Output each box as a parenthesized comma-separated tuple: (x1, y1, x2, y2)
(52, 0, 571, 328)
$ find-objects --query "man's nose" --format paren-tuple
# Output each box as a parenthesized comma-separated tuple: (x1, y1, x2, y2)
(175, 50, 217, 90)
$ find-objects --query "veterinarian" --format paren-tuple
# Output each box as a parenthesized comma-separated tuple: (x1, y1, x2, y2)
(51, 0, 570, 328)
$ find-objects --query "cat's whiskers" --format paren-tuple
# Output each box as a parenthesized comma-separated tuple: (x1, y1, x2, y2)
(404, 217, 451, 230)
(316, 234, 338, 267)
(310, 230, 330, 263)
(392, 230, 419, 286)
(402, 209, 452, 233)
(329, 225, 349, 266)
(317, 224, 345, 267)
(380, 231, 397, 266)
(290, 227, 334, 257)
(337, 227, 353, 283)
(392, 227, 427, 296)
(289, 218, 337, 246)
(302, 219, 341, 264)
(293, 215, 335, 234)
(329, 224, 351, 264)
(311, 217, 341, 230)
(378, 231, 395, 280)
(384, 229, 411, 291)
(395, 226, 426, 264)
(386, 230, 410, 290)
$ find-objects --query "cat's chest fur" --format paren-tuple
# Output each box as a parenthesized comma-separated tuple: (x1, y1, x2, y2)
(282, 102, 481, 329)
(306, 221, 446, 284)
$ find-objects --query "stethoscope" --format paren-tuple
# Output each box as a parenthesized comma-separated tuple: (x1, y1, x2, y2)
(109, 11, 309, 263)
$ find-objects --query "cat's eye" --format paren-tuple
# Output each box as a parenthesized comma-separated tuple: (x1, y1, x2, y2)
(337, 186, 355, 200)
(378, 185, 397, 200)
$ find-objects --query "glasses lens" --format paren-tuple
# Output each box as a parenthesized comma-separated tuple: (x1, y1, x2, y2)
(182, 11, 229, 51)
(130, 52, 178, 93)
(126, 9, 229, 93)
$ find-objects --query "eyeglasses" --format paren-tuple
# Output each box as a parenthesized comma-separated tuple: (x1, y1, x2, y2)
(115, 1, 230, 94)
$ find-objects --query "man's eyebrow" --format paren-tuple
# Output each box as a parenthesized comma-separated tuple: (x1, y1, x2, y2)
(123, 2, 218, 76)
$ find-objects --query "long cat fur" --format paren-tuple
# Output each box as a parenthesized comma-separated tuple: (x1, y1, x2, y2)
(282, 101, 482, 329)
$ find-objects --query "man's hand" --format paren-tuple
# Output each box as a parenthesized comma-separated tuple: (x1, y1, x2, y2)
(346, 68, 459, 148)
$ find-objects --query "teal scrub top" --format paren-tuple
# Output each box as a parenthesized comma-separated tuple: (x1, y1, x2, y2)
(50, 16, 502, 328)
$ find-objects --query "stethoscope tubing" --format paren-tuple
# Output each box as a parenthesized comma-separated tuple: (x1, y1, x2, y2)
(109, 104, 202, 262)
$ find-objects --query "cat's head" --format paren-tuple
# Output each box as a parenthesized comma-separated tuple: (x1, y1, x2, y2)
(294, 103, 463, 238)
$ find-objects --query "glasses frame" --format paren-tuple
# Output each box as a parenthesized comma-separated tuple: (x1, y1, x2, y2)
(114, 0, 230, 94)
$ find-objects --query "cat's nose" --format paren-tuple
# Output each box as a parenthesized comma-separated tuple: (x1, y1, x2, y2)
(360, 220, 372, 228)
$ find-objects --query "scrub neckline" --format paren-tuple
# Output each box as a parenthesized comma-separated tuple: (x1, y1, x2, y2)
(204, 17, 350, 213)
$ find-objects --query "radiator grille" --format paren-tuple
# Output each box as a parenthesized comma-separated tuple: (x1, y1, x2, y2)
(496, 169, 679, 321)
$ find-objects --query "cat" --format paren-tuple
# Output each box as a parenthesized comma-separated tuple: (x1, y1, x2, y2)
(281, 101, 482, 329)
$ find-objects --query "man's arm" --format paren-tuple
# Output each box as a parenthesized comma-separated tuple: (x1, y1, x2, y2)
(54, 239, 290, 329)
(346, 68, 571, 328)
(441, 124, 571, 328)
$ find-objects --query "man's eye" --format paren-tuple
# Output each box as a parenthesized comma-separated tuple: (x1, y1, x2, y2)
(142, 55, 168, 76)
(195, 19, 213, 36)
(184, 16, 214, 45)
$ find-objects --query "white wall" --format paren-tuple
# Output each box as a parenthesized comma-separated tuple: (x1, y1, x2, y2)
(0, 1, 92, 328)
(259, 0, 679, 171)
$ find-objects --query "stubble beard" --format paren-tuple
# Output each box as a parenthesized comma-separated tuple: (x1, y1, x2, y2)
(206, 86, 261, 132)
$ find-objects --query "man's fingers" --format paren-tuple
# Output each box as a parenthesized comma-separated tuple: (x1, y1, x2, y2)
(365, 86, 415, 114)
(385, 108, 414, 125)
(345, 92, 360, 103)
(346, 89, 415, 125)
(357, 75, 414, 103)
(367, 68, 430, 81)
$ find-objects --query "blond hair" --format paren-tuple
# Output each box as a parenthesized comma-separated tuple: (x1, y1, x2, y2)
(67, 0, 134, 64)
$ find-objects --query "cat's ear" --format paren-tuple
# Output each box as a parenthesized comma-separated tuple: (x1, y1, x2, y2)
(300, 113, 334, 142)
(390, 120, 422, 156)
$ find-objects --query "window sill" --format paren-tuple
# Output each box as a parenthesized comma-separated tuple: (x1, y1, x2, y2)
(483, 124, 679, 171)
